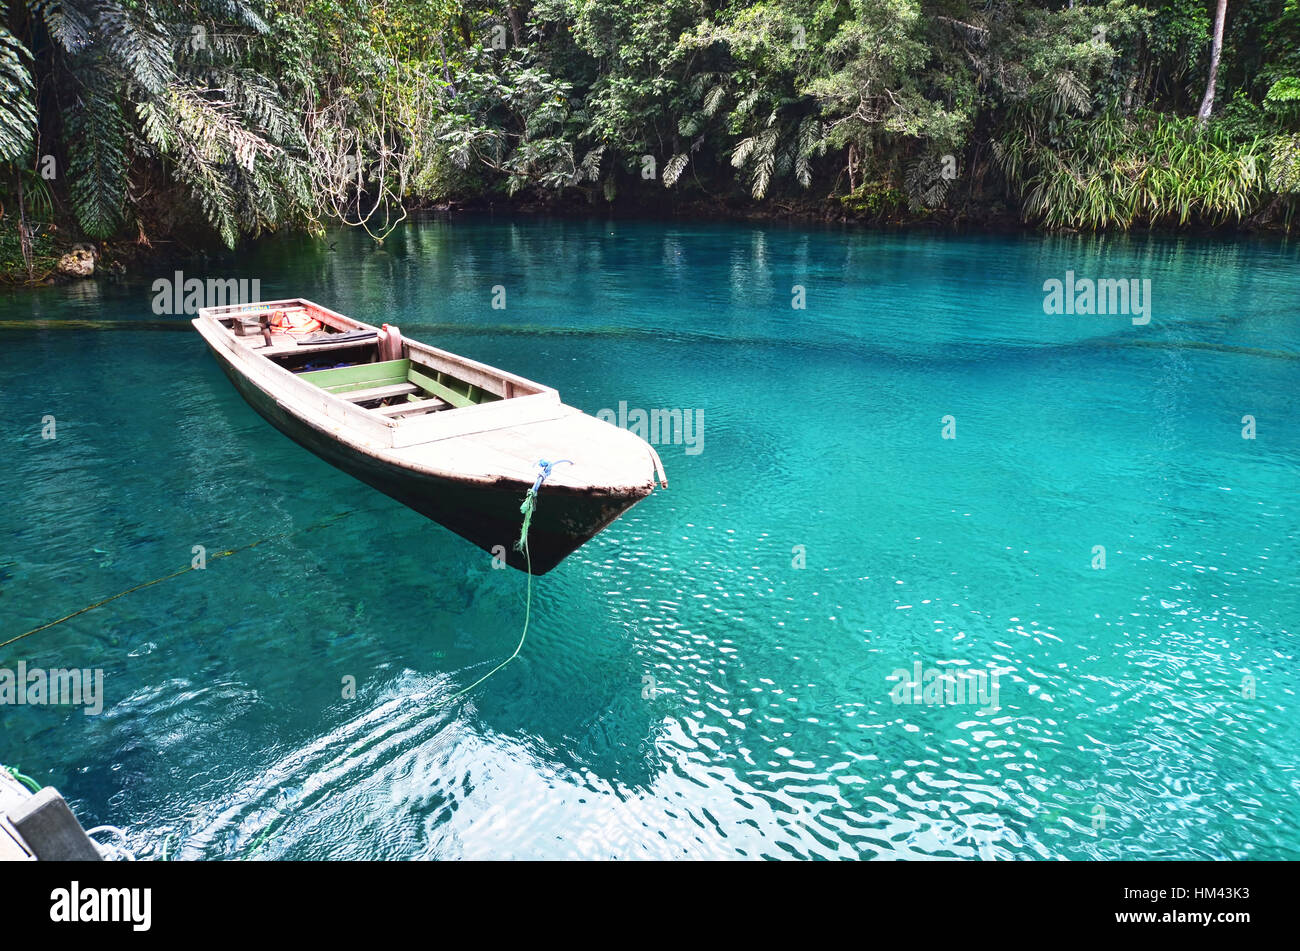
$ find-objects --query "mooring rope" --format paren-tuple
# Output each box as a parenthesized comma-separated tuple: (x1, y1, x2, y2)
(7, 468, 562, 861)
(84, 825, 139, 861)
(433, 459, 567, 708)
(2, 764, 41, 793)
(242, 463, 562, 859)
(515, 459, 571, 551)
(0, 508, 364, 653)
(0, 763, 139, 860)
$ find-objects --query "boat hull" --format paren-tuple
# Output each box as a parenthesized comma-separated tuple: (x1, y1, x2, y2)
(208, 346, 648, 574)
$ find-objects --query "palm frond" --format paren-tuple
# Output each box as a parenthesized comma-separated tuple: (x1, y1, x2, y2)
(64, 85, 129, 237)
(0, 28, 37, 162)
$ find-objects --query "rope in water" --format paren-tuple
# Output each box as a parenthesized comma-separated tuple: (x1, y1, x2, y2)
(1, 763, 137, 859)
(242, 462, 564, 859)
(435, 459, 569, 704)
(3, 764, 41, 793)
(2, 509, 367, 861)
(84, 825, 138, 861)
(7, 467, 561, 860)
(0, 509, 363, 653)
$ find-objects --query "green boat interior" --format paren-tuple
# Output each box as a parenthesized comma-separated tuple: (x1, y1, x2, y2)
(216, 308, 506, 419)
(294, 357, 501, 418)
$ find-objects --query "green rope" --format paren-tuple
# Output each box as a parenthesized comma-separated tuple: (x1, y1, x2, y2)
(244, 465, 558, 859)
(9, 475, 557, 861)
(0, 508, 366, 654)
(0, 511, 370, 863)
(247, 555, 535, 861)
(433, 461, 559, 707)
(3, 764, 42, 793)
(248, 825, 277, 856)
(517, 495, 537, 552)
(438, 543, 533, 708)
(515, 458, 569, 552)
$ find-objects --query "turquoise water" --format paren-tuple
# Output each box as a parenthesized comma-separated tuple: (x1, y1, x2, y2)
(1, 218, 1297, 859)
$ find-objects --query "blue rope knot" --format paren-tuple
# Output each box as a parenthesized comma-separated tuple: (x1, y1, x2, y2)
(529, 458, 573, 496)
(516, 459, 573, 552)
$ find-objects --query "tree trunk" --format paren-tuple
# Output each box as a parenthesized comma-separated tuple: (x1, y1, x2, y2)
(1197, 0, 1228, 124)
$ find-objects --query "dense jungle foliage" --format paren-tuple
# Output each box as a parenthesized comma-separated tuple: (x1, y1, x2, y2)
(2, 0, 1300, 269)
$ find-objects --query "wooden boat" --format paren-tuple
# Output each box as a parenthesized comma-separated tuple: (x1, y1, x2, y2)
(193, 299, 667, 574)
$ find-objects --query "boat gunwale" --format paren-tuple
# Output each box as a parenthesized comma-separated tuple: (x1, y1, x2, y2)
(197, 297, 557, 403)
(194, 300, 574, 446)
(194, 301, 657, 494)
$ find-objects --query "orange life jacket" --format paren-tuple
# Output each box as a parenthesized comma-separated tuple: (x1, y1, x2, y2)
(270, 309, 323, 335)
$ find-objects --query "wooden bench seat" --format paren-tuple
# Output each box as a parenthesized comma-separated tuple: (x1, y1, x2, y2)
(298, 359, 410, 393)
(372, 396, 450, 417)
(341, 382, 420, 403)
